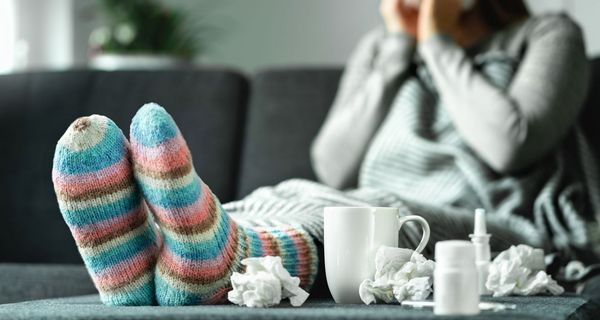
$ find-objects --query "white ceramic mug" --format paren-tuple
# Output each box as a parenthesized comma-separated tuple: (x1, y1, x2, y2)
(323, 207, 430, 304)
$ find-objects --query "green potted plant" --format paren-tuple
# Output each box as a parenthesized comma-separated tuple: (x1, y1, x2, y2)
(89, 0, 209, 70)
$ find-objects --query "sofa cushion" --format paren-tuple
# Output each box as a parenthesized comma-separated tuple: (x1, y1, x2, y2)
(0, 69, 248, 263)
(237, 68, 342, 198)
(0, 263, 96, 304)
(0, 293, 595, 319)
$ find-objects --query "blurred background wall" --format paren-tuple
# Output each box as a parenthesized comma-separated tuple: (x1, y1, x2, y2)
(1, 0, 599, 73)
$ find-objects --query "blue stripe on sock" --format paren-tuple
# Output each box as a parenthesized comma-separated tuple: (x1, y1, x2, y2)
(162, 208, 233, 260)
(139, 176, 201, 209)
(130, 103, 178, 147)
(245, 228, 264, 257)
(54, 122, 126, 175)
(271, 229, 299, 277)
(104, 277, 155, 306)
(62, 192, 139, 227)
(155, 273, 205, 305)
(86, 232, 155, 273)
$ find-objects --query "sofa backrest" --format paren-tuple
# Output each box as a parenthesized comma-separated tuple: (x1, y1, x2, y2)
(0, 58, 598, 264)
(236, 68, 342, 197)
(0, 69, 248, 263)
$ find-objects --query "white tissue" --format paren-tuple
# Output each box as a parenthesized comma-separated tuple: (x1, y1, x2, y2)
(359, 246, 435, 305)
(486, 245, 564, 297)
(228, 256, 309, 308)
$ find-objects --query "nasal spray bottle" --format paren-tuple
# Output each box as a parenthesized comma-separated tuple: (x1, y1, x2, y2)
(469, 208, 492, 295)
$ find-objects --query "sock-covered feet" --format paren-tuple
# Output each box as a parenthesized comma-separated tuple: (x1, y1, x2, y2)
(52, 115, 160, 306)
(130, 103, 318, 305)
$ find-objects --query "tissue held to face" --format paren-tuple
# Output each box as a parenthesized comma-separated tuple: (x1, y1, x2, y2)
(404, 0, 475, 10)
(379, 0, 529, 47)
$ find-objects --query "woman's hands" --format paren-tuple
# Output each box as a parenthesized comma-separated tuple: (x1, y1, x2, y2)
(418, 0, 463, 41)
(380, 0, 419, 37)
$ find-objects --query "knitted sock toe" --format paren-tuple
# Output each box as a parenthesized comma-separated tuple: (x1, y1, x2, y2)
(130, 103, 318, 306)
(52, 115, 160, 306)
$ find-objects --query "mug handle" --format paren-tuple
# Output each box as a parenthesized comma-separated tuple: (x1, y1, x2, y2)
(397, 215, 430, 254)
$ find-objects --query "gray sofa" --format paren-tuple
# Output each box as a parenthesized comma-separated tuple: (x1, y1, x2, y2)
(0, 61, 599, 319)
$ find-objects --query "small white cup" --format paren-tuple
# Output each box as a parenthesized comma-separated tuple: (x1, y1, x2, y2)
(323, 207, 430, 304)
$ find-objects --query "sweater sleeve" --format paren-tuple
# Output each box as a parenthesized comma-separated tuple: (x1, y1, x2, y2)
(311, 28, 416, 189)
(419, 15, 590, 174)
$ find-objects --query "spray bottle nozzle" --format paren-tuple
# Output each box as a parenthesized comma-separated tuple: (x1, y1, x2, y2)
(473, 208, 489, 236)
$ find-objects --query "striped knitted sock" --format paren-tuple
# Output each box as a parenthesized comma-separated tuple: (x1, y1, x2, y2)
(52, 115, 160, 306)
(130, 103, 318, 306)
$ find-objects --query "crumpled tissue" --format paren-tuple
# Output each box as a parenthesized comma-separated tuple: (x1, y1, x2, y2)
(227, 256, 309, 308)
(359, 246, 435, 305)
(486, 244, 564, 297)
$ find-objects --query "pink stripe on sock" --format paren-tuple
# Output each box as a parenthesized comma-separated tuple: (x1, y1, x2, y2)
(284, 228, 307, 279)
(131, 133, 186, 159)
(159, 221, 239, 279)
(257, 230, 278, 256)
(130, 134, 190, 172)
(94, 246, 156, 290)
(71, 206, 145, 243)
(150, 182, 215, 228)
(52, 157, 131, 195)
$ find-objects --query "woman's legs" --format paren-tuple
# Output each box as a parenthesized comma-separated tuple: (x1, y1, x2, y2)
(52, 115, 160, 306)
(129, 103, 319, 306)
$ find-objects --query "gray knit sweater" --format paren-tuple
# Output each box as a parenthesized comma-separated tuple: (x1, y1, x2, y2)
(310, 13, 600, 257)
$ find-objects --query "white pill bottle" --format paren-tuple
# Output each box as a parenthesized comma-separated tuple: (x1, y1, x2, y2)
(434, 240, 480, 316)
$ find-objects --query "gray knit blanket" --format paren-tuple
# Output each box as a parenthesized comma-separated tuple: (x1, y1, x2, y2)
(227, 55, 600, 259)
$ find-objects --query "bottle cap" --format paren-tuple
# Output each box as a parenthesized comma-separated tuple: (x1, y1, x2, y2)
(435, 240, 475, 267)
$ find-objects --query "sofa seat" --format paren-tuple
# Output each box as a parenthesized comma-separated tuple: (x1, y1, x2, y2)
(0, 294, 595, 320)
(0, 263, 96, 304)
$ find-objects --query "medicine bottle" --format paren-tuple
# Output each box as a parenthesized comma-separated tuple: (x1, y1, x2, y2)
(434, 240, 480, 315)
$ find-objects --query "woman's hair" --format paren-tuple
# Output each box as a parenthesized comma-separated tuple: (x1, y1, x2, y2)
(477, 0, 530, 30)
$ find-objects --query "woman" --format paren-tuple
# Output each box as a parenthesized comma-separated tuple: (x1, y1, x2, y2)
(313, 0, 597, 258)
(52, 0, 597, 307)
